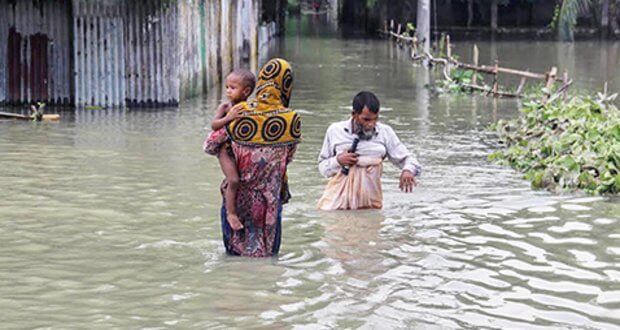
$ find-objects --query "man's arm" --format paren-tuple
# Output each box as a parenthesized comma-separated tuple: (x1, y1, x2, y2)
(318, 126, 342, 178)
(384, 126, 422, 192)
(384, 126, 422, 176)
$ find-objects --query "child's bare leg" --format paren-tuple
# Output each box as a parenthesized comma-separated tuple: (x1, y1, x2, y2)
(218, 149, 243, 230)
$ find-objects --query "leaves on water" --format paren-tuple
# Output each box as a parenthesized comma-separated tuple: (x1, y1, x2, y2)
(489, 94, 620, 195)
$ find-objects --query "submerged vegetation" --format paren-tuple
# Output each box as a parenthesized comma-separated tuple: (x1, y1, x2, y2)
(489, 93, 619, 194)
(384, 16, 619, 196)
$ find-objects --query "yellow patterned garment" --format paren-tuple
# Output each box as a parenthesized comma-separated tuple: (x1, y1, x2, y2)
(227, 58, 301, 146)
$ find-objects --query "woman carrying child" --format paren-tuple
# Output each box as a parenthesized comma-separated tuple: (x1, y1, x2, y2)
(205, 58, 301, 257)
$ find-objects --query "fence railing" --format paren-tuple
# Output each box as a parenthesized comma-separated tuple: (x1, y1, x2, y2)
(380, 19, 573, 102)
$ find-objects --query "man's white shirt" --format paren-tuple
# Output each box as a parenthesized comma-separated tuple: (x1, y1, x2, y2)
(318, 119, 422, 178)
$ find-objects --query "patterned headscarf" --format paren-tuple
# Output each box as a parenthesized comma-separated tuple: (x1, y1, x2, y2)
(227, 58, 301, 146)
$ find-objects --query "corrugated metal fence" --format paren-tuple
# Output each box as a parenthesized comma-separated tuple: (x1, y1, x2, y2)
(73, 0, 178, 107)
(0, 0, 72, 105)
(1, 0, 281, 108)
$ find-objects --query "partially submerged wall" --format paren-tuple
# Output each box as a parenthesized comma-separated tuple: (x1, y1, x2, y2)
(0, 0, 73, 106)
(0, 0, 283, 108)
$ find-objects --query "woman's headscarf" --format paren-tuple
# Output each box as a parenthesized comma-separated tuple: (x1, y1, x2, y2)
(226, 58, 301, 146)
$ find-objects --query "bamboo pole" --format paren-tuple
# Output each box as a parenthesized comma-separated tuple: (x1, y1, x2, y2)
(461, 83, 521, 98)
(563, 70, 569, 100)
(491, 60, 499, 97)
(545, 78, 573, 105)
(472, 44, 479, 85)
(456, 62, 549, 81)
(383, 31, 571, 100)
(542, 66, 558, 102)
(0, 112, 30, 120)
(516, 76, 527, 95)
(390, 32, 565, 85)
(0, 112, 60, 121)
(389, 31, 417, 42)
(387, 32, 552, 81)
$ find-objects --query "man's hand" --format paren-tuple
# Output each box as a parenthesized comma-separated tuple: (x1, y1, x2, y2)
(399, 170, 416, 193)
(337, 151, 359, 167)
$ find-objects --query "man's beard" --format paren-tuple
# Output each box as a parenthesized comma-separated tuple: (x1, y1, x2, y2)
(352, 120, 375, 141)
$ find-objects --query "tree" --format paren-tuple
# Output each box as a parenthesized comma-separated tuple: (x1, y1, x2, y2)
(417, 0, 431, 55)
(611, 0, 620, 33)
(491, 0, 498, 31)
(554, 0, 592, 41)
(467, 0, 474, 27)
(601, 0, 609, 36)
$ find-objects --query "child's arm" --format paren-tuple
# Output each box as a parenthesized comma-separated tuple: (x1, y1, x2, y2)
(211, 103, 231, 130)
(211, 103, 243, 130)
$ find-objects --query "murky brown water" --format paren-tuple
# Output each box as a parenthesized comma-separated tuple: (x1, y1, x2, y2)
(1, 16, 619, 329)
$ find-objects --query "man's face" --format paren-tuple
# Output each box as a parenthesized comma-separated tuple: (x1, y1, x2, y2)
(352, 106, 379, 132)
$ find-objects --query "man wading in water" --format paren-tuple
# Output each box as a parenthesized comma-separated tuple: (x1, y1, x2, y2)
(317, 91, 422, 210)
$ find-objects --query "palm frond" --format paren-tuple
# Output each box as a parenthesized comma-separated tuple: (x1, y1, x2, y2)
(557, 0, 592, 41)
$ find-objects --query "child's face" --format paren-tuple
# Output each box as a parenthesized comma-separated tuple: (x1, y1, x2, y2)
(225, 75, 251, 104)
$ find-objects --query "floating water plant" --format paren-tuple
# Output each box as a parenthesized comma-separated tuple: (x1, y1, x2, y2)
(489, 93, 619, 194)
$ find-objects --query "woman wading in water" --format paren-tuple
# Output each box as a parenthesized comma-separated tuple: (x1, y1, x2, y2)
(207, 58, 301, 257)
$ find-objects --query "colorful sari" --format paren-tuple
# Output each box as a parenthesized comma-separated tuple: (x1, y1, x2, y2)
(220, 58, 301, 257)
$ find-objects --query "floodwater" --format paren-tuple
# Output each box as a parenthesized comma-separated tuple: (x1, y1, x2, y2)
(1, 15, 619, 329)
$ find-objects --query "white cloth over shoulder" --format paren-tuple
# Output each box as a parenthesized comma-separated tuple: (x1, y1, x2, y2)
(318, 156, 384, 210)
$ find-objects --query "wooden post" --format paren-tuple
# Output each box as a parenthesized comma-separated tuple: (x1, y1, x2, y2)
(601, 0, 610, 38)
(492, 60, 499, 97)
(542, 66, 557, 103)
(516, 77, 527, 95)
(445, 35, 452, 73)
(384, 20, 388, 35)
(472, 44, 479, 85)
(563, 70, 569, 100)
(416, 0, 431, 61)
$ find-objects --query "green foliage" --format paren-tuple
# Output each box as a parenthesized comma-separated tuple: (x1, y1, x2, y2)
(550, 0, 592, 41)
(450, 69, 482, 85)
(366, 0, 379, 8)
(30, 102, 46, 122)
(406, 22, 416, 37)
(490, 93, 620, 194)
(431, 69, 486, 94)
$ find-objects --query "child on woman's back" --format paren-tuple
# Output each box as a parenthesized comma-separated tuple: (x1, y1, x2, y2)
(204, 69, 256, 231)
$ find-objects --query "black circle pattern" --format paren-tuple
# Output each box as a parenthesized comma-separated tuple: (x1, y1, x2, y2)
(259, 60, 281, 81)
(281, 68, 293, 106)
(290, 113, 302, 139)
(262, 116, 287, 142)
(233, 117, 258, 142)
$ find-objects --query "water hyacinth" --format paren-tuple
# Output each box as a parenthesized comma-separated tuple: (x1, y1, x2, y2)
(489, 94, 620, 194)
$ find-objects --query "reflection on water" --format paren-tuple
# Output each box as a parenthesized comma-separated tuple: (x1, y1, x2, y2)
(0, 15, 619, 329)
(453, 39, 620, 93)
